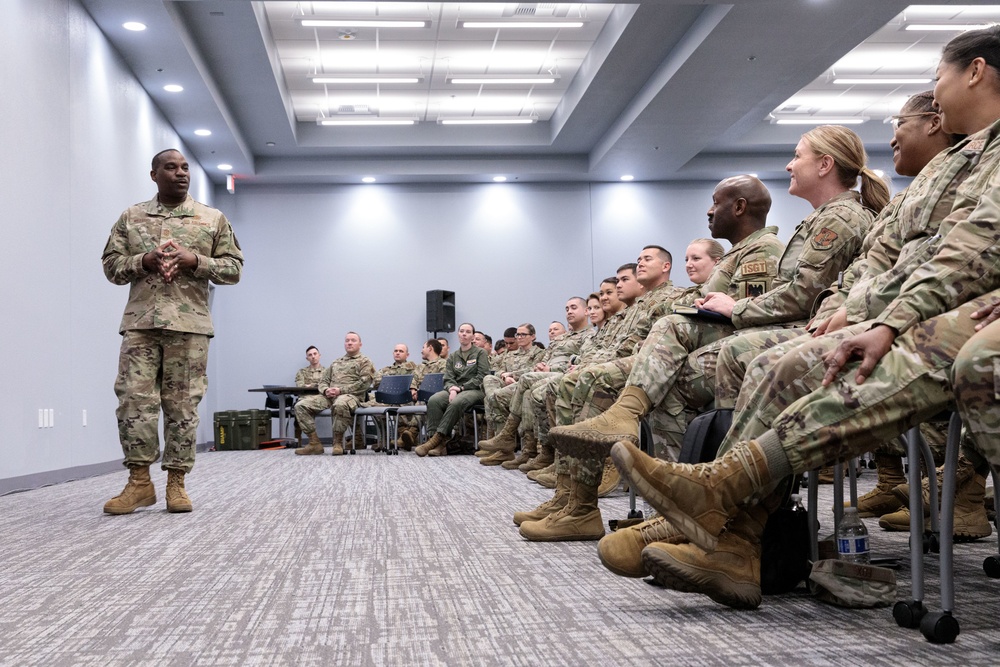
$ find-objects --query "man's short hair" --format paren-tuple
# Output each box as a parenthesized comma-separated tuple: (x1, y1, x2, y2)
(495, 340, 507, 353)
(151, 148, 182, 170)
(346, 331, 361, 342)
(616, 262, 638, 276)
(483, 333, 493, 345)
(503, 326, 518, 338)
(306, 345, 319, 354)
(425, 338, 443, 355)
(643, 245, 672, 264)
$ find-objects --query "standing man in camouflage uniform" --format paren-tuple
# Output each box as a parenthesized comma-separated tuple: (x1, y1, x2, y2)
(479, 299, 591, 467)
(396, 339, 447, 450)
(102, 148, 243, 515)
(294, 332, 375, 456)
(291, 346, 325, 445)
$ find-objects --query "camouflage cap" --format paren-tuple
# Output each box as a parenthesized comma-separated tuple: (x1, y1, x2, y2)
(808, 559, 897, 608)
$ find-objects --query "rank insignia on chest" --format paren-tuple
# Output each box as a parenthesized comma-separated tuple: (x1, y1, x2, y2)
(812, 227, 839, 249)
(740, 260, 769, 276)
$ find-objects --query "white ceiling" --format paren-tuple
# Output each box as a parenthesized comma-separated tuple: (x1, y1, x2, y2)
(77, 1, 1000, 187)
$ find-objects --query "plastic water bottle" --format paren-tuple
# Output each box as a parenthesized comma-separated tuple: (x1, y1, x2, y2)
(837, 506, 870, 564)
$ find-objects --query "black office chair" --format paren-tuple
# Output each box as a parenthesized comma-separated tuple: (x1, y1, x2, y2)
(351, 375, 413, 455)
(394, 373, 445, 447)
(262, 385, 294, 441)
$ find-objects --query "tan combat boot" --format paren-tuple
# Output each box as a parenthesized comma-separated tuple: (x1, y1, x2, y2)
(480, 449, 515, 466)
(396, 426, 418, 451)
(611, 438, 772, 553)
(479, 414, 520, 453)
(103, 466, 156, 515)
(642, 503, 767, 610)
(597, 457, 621, 497)
(880, 456, 992, 541)
(165, 470, 193, 513)
(415, 432, 443, 457)
(548, 386, 651, 449)
(331, 432, 345, 456)
(295, 431, 324, 456)
(503, 431, 537, 470)
(528, 462, 557, 488)
(519, 477, 605, 541)
(513, 472, 571, 526)
(597, 515, 687, 578)
(520, 437, 553, 473)
(852, 452, 906, 517)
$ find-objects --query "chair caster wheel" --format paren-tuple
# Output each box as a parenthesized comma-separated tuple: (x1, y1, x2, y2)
(926, 532, 940, 554)
(627, 510, 644, 520)
(920, 611, 959, 644)
(893, 599, 926, 628)
(984, 555, 1000, 578)
(350, 450, 356, 455)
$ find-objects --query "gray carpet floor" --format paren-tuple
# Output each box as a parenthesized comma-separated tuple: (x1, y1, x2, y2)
(1, 449, 998, 666)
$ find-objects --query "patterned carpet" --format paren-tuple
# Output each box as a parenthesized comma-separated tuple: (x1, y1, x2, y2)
(1, 450, 997, 666)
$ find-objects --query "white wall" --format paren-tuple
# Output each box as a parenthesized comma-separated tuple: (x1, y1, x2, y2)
(0, 0, 212, 486)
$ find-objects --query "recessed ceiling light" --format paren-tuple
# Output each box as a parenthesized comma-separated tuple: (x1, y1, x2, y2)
(300, 19, 428, 28)
(217, 163, 233, 171)
(266, 141, 276, 147)
(194, 129, 212, 136)
(460, 21, 584, 29)
(362, 176, 376, 183)
(620, 175, 634, 181)
(493, 176, 507, 182)
(163, 84, 183, 93)
(123, 22, 147, 32)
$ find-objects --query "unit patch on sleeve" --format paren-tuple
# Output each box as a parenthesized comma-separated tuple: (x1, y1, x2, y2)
(812, 227, 839, 250)
(745, 281, 768, 298)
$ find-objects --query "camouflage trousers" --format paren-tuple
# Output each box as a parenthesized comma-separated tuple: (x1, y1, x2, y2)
(527, 374, 562, 444)
(426, 389, 484, 436)
(114, 329, 209, 473)
(511, 371, 561, 435)
(726, 293, 1000, 474)
(295, 393, 360, 436)
(483, 375, 516, 432)
(554, 358, 633, 426)
(952, 314, 1000, 470)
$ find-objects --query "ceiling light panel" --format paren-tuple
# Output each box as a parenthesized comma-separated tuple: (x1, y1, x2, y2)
(262, 1, 615, 125)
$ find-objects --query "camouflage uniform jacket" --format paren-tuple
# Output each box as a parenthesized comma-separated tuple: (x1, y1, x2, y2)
(612, 280, 688, 358)
(495, 345, 546, 378)
(730, 191, 872, 329)
(540, 327, 590, 373)
(811, 191, 906, 322)
(695, 226, 786, 307)
(318, 353, 375, 402)
(444, 345, 491, 392)
(411, 358, 448, 391)
(872, 119, 1000, 335)
(295, 366, 325, 387)
(102, 194, 243, 336)
(373, 360, 417, 387)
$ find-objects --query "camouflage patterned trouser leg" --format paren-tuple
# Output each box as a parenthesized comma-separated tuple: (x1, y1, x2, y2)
(330, 395, 361, 435)
(514, 372, 560, 435)
(483, 379, 516, 433)
(114, 329, 209, 473)
(570, 357, 633, 421)
(553, 367, 584, 427)
(528, 374, 561, 444)
(627, 314, 734, 406)
(714, 326, 807, 410)
(951, 316, 1000, 469)
(761, 294, 999, 474)
(294, 394, 334, 435)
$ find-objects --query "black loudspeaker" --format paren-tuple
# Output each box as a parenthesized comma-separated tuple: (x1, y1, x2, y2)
(426, 290, 455, 332)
